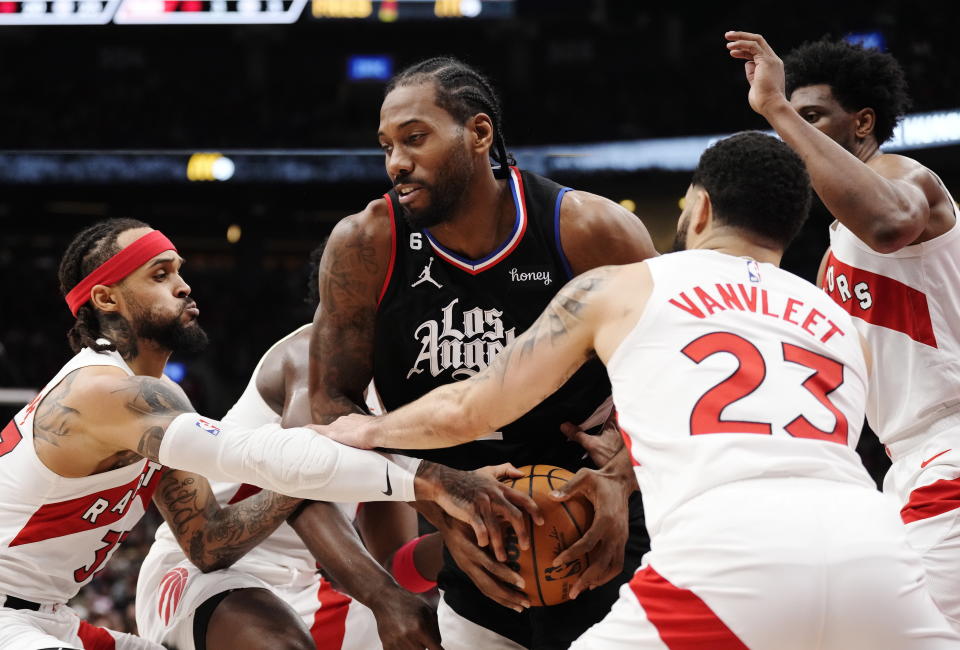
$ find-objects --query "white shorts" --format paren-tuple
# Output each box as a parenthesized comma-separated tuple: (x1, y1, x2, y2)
(0, 601, 161, 650)
(885, 440, 960, 631)
(436, 593, 525, 650)
(135, 545, 381, 650)
(572, 478, 960, 650)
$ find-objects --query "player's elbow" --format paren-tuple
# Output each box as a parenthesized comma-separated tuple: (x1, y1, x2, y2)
(865, 218, 923, 253)
(862, 199, 927, 253)
(187, 549, 236, 573)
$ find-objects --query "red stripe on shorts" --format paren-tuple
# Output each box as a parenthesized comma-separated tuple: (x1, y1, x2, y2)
(77, 620, 117, 650)
(629, 566, 748, 650)
(900, 475, 960, 524)
(310, 577, 351, 649)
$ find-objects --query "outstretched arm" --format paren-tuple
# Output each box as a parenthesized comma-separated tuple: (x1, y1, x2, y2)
(725, 31, 934, 252)
(153, 470, 302, 573)
(323, 267, 621, 451)
(67, 367, 535, 559)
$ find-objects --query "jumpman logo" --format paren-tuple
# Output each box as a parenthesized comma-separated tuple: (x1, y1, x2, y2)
(411, 257, 443, 289)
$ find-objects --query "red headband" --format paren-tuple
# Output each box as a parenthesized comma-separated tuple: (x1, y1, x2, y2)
(65, 230, 178, 316)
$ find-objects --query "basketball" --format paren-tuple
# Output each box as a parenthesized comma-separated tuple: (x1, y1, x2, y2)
(500, 464, 594, 607)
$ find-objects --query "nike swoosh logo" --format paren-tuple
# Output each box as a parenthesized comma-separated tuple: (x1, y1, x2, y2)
(381, 463, 393, 496)
(921, 449, 952, 469)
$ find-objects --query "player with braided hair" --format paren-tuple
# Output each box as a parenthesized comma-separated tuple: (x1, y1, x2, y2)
(309, 57, 658, 648)
(0, 218, 540, 650)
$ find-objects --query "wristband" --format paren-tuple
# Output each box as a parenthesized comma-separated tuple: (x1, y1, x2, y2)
(391, 535, 436, 593)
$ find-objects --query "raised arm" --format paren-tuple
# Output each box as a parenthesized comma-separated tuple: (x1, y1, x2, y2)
(725, 31, 950, 252)
(152, 470, 302, 573)
(309, 204, 392, 424)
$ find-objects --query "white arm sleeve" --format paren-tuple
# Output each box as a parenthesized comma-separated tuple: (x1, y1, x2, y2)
(158, 413, 421, 502)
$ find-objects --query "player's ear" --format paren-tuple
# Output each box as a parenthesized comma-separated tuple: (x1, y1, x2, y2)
(692, 188, 712, 235)
(470, 113, 494, 155)
(90, 285, 121, 314)
(854, 107, 876, 140)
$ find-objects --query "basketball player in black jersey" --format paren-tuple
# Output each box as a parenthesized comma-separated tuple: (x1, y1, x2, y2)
(308, 58, 658, 649)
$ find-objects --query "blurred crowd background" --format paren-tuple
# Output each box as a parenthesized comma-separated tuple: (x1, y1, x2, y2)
(1, 0, 957, 635)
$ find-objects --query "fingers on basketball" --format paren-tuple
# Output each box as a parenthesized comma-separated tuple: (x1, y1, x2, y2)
(499, 465, 595, 606)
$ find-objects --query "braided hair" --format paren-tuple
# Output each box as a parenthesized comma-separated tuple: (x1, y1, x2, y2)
(386, 57, 515, 179)
(58, 218, 150, 353)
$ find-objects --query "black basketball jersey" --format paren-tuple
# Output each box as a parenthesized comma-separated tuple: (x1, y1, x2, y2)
(373, 167, 611, 471)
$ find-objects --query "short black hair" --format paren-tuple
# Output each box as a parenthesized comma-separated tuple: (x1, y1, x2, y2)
(785, 38, 910, 144)
(58, 218, 150, 353)
(305, 237, 328, 308)
(386, 57, 515, 179)
(691, 132, 811, 250)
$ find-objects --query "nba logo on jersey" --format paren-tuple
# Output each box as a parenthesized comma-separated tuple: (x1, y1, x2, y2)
(194, 418, 221, 436)
(746, 259, 761, 283)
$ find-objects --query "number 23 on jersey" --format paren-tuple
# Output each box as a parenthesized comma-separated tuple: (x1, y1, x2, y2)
(682, 331, 848, 445)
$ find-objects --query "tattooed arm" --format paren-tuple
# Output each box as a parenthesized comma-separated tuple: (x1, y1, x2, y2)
(320, 264, 651, 451)
(153, 470, 302, 573)
(309, 203, 393, 424)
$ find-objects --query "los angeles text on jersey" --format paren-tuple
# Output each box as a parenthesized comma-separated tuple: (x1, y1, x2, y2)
(406, 297, 517, 380)
(668, 282, 846, 343)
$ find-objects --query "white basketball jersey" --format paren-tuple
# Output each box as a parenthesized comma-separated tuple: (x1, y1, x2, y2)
(153, 325, 362, 575)
(609, 250, 875, 538)
(825, 211, 960, 458)
(0, 347, 164, 604)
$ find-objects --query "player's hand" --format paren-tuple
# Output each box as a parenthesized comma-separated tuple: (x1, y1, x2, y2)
(725, 31, 788, 116)
(561, 417, 638, 484)
(309, 413, 375, 449)
(370, 586, 444, 650)
(475, 462, 525, 482)
(441, 517, 532, 613)
(415, 462, 542, 563)
(549, 464, 631, 600)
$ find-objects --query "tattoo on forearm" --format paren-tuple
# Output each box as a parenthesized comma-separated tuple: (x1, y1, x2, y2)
(202, 492, 302, 571)
(33, 372, 81, 449)
(158, 473, 218, 535)
(158, 471, 303, 571)
(481, 271, 609, 386)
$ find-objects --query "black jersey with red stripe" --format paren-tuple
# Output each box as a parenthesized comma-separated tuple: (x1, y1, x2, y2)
(373, 167, 611, 471)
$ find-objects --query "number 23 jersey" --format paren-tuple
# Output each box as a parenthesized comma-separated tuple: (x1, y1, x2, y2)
(609, 250, 875, 538)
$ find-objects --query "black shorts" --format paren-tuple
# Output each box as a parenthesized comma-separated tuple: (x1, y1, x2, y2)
(439, 492, 648, 649)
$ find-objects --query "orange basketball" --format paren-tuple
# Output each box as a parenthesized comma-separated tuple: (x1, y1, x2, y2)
(500, 464, 594, 607)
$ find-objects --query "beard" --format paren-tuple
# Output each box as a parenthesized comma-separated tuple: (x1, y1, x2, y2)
(671, 229, 687, 252)
(398, 134, 474, 230)
(132, 299, 209, 356)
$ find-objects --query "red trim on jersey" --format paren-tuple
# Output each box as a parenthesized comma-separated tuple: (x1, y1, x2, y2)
(378, 193, 398, 306)
(77, 620, 117, 649)
(310, 577, 351, 649)
(424, 167, 528, 275)
(619, 426, 641, 467)
(900, 475, 960, 524)
(822, 252, 937, 348)
(10, 462, 163, 546)
(227, 483, 263, 504)
(0, 419, 23, 457)
(629, 566, 748, 649)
